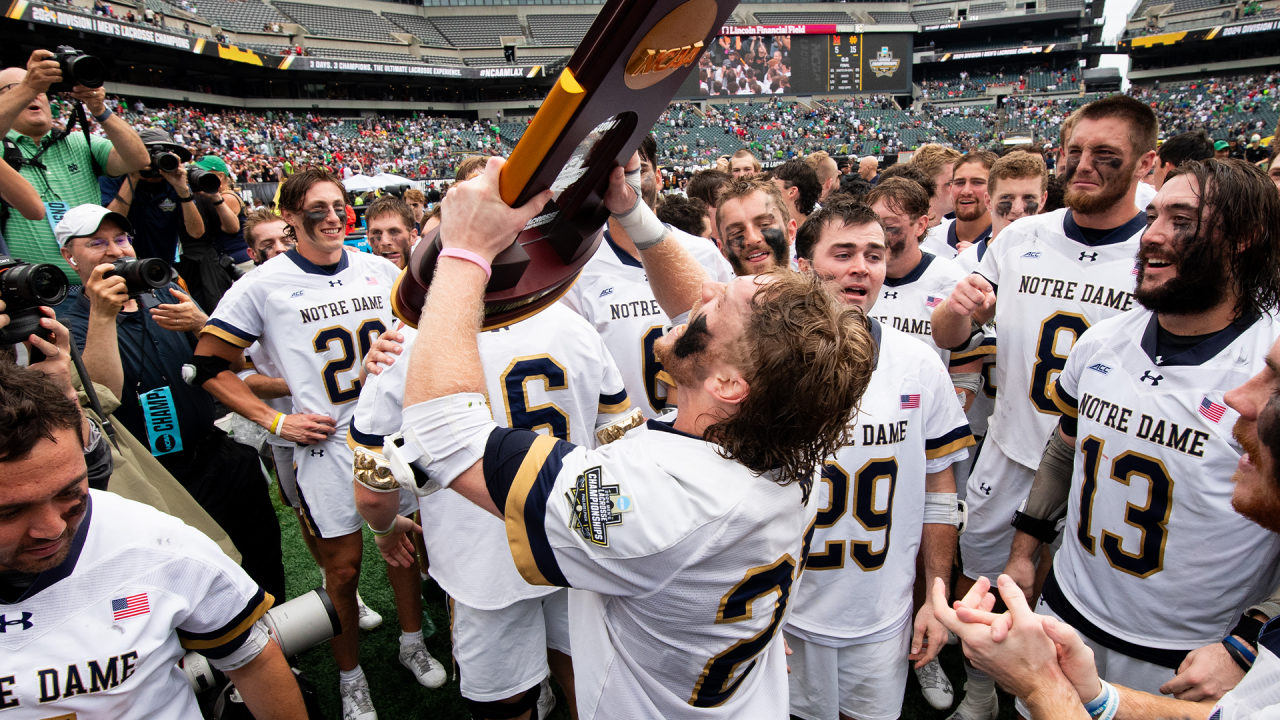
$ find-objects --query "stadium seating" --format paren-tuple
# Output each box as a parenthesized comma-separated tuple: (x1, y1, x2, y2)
(527, 13, 595, 45)
(752, 11, 856, 22)
(465, 54, 566, 66)
(1169, 0, 1228, 12)
(307, 47, 416, 63)
(911, 8, 952, 23)
(428, 14, 522, 47)
(273, 2, 406, 42)
(196, 0, 289, 32)
(383, 12, 454, 47)
(968, 2, 1008, 15)
(1045, 0, 1086, 9)
(869, 11, 914, 23)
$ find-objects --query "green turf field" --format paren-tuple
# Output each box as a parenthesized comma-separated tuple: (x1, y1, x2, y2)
(272, 489, 1019, 720)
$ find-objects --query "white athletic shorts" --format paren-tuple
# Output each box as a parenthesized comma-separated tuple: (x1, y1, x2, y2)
(1014, 601, 1177, 718)
(960, 440, 1035, 582)
(294, 437, 417, 539)
(784, 621, 913, 720)
(450, 588, 571, 702)
(272, 444, 300, 509)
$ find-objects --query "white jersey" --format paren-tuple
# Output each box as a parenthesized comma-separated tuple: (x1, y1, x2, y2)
(204, 248, 399, 444)
(871, 251, 967, 365)
(921, 218, 956, 259)
(563, 228, 733, 418)
(953, 240, 998, 437)
(1135, 182, 1157, 211)
(238, 341, 292, 448)
(787, 323, 973, 644)
(0, 491, 270, 719)
(486, 419, 817, 719)
(351, 303, 632, 609)
(1048, 310, 1280, 650)
(975, 208, 1146, 469)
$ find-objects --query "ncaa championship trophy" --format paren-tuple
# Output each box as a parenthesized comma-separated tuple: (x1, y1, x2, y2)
(392, 0, 738, 329)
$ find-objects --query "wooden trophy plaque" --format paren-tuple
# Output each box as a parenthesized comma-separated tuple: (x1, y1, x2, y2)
(392, 0, 735, 330)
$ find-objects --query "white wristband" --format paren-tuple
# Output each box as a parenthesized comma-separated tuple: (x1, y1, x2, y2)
(613, 193, 670, 251)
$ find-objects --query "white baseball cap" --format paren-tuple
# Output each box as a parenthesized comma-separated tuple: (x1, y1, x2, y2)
(54, 204, 135, 248)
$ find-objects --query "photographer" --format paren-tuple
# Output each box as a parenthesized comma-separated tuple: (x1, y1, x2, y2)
(191, 155, 252, 276)
(101, 128, 205, 264)
(0, 49, 149, 283)
(52, 203, 285, 603)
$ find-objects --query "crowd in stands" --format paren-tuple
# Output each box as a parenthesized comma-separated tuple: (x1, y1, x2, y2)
(62, 74, 1275, 188)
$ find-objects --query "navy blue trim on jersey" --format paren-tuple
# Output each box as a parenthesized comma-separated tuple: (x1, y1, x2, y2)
(645, 417, 703, 441)
(599, 389, 628, 408)
(973, 271, 998, 295)
(869, 317, 883, 371)
(947, 221, 991, 250)
(1042, 569, 1189, 669)
(604, 229, 643, 269)
(484, 428, 576, 588)
(178, 587, 271, 658)
(348, 422, 385, 449)
(883, 252, 936, 288)
(975, 238, 989, 262)
(204, 318, 258, 345)
(926, 425, 975, 453)
(1063, 210, 1145, 248)
(1260, 616, 1280, 656)
(286, 247, 350, 276)
(6, 494, 94, 603)
(1140, 310, 1261, 367)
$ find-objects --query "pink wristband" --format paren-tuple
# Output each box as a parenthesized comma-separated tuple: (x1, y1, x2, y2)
(438, 248, 492, 281)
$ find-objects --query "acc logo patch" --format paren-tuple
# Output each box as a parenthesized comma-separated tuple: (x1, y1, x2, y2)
(1087, 363, 1111, 375)
(1021, 251, 1042, 259)
(566, 466, 631, 546)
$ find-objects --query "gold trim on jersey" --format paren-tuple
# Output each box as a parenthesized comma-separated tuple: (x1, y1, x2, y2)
(1051, 384, 1078, 418)
(506, 434, 560, 587)
(598, 398, 633, 415)
(179, 593, 275, 650)
(655, 370, 676, 388)
(346, 433, 381, 453)
(950, 344, 996, 362)
(201, 324, 253, 348)
(925, 434, 977, 460)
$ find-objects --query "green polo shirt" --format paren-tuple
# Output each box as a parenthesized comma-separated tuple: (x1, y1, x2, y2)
(4, 128, 115, 283)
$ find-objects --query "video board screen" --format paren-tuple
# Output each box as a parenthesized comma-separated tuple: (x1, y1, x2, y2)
(676, 32, 913, 98)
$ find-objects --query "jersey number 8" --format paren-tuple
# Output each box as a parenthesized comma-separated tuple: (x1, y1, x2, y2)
(1030, 312, 1089, 414)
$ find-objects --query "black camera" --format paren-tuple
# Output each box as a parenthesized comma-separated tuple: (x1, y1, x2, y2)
(187, 166, 222, 194)
(383, 184, 409, 199)
(105, 257, 171, 297)
(148, 148, 182, 174)
(0, 256, 70, 345)
(51, 46, 106, 92)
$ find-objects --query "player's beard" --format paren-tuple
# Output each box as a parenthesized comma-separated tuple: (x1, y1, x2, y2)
(654, 302, 713, 389)
(1231, 415, 1280, 534)
(1064, 155, 1135, 215)
(953, 196, 987, 223)
(725, 227, 789, 277)
(1132, 236, 1229, 316)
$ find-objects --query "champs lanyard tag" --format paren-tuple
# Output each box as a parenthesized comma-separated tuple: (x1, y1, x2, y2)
(44, 200, 71, 237)
(140, 386, 182, 457)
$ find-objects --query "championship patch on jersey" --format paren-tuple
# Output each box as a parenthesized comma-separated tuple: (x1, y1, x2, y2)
(566, 466, 632, 546)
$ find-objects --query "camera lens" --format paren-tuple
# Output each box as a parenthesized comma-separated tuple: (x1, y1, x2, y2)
(136, 258, 171, 289)
(0, 262, 70, 306)
(188, 167, 221, 193)
(67, 54, 106, 89)
(152, 150, 180, 173)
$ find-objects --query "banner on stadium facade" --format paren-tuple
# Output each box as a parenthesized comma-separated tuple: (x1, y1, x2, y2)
(919, 9, 1084, 32)
(916, 42, 1080, 62)
(5, 1, 555, 79)
(719, 24, 857, 35)
(1118, 17, 1280, 48)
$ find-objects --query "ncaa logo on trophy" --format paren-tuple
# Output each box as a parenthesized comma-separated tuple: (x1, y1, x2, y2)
(870, 47, 901, 77)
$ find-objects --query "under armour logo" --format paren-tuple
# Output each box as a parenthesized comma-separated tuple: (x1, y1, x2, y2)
(1079, 252, 1098, 262)
(309, 448, 324, 457)
(979, 482, 992, 496)
(0, 612, 33, 632)
(328, 280, 343, 287)
(883, 291, 898, 299)
(1140, 371, 1163, 386)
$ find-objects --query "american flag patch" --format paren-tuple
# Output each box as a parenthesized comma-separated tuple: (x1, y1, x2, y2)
(112, 593, 149, 621)
(366, 276, 379, 286)
(900, 394, 921, 409)
(1131, 266, 1140, 275)
(926, 295, 943, 307)
(1199, 397, 1226, 423)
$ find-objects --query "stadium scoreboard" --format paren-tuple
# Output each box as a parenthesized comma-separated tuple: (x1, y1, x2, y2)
(678, 30, 912, 98)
